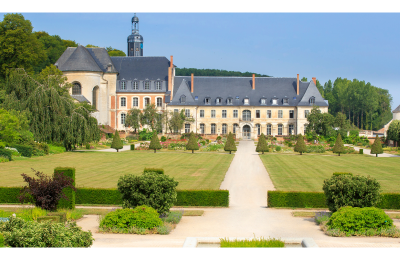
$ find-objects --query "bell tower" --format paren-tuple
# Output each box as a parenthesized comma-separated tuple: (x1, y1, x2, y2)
(127, 13, 143, 56)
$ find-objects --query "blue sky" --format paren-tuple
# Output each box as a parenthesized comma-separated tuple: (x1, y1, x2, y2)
(1, 12, 400, 108)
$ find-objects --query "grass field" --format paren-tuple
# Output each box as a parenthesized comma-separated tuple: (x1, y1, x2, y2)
(0, 150, 234, 190)
(260, 153, 400, 193)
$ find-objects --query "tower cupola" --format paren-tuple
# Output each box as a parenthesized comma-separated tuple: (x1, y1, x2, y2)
(127, 13, 143, 56)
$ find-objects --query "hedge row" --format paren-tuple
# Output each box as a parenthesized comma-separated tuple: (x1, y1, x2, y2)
(0, 187, 229, 207)
(267, 191, 400, 209)
(55, 167, 76, 209)
(0, 149, 12, 161)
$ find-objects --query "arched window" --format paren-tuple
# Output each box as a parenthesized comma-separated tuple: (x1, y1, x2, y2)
(92, 86, 99, 110)
(222, 124, 227, 134)
(242, 110, 251, 121)
(200, 123, 205, 134)
(309, 96, 315, 105)
(120, 97, 126, 107)
(121, 113, 126, 125)
(233, 123, 239, 134)
(256, 124, 261, 136)
(278, 124, 283, 135)
(267, 124, 272, 135)
(72, 83, 81, 95)
(144, 97, 150, 107)
(132, 97, 138, 107)
(157, 97, 162, 107)
(211, 123, 216, 134)
(180, 95, 186, 104)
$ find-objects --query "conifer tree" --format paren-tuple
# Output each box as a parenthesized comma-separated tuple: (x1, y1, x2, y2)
(186, 132, 199, 153)
(332, 133, 345, 156)
(294, 134, 307, 155)
(149, 131, 162, 153)
(224, 132, 237, 154)
(256, 133, 269, 154)
(370, 135, 383, 157)
(111, 130, 123, 152)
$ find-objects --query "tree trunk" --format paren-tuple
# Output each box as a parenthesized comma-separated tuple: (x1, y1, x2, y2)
(230, 151, 231, 154)
(262, 151, 264, 154)
(376, 154, 378, 157)
(192, 150, 194, 153)
(154, 149, 156, 153)
(339, 153, 340, 156)
(361, 109, 364, 130)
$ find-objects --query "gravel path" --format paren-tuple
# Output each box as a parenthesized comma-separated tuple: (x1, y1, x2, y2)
(344, 144, 400, 157)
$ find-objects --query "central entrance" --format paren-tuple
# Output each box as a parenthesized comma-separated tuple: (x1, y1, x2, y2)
(243, 125, 251, 139)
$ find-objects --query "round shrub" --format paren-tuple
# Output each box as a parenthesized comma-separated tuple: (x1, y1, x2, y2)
(160, 136, 167, 142)
(327, 206, 393, 234)
(99, 206, 162, 230)
(118, 172, 179, 214)
(323, 174, 381, 212)
(275, 146, 281, 152)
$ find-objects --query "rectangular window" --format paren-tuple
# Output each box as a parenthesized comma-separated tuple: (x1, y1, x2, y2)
(174, 109, 178, 114)
(289, 110, 294, 119)
(200, 124, 205, 134)
(205, 98, 210, 105)
(267, 110, 271, 118)
(222, 110, 227, 118)
(200, 110, 204, 118)
(278, 110, 283, 118)
(156, 81, 161, 90)
(256, 110, 260, 118)
(121, 114, 126, 125)
(211, 110, 216, 118)
(133, 81, 138, 90)
(244, 98, 249, 105)
(157, 98, 162, 107)
(121, 97, 126, 107)
(305, 110, 310, 118)
(121, 81, 126, 90)
(185, 124, 190, 133)
(222, 124, 227, 134)
(233, 110, 238, 118)
(133, 98, 138, 107)
(283, 98, 289, 105)
(272, 99, 278, 105)
(185, 109, 190, 118)
(261, 99, 266, 105)
(227, 98, 232, 105)
(145, 81, 150, 90)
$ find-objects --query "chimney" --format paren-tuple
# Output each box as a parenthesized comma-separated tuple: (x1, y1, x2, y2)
(191, 73, 194, 93)
(170, 55, 173, 68)
(252, 74, 255, 90)
(312, 77, 316, 85)
(297, 74, 299, 95)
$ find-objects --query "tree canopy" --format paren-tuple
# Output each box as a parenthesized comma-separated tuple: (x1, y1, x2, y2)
(125, 108, 141, 133)
(176, 67, 270, 77)
(387, 120, 400, 145)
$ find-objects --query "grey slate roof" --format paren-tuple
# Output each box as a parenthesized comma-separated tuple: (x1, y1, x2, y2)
(393, 104, 400, 113)
(56, 46, 118, 73)
(71, 95, 90, 103)
(110, 56, 170, 81)
(170, 76, 328, 107)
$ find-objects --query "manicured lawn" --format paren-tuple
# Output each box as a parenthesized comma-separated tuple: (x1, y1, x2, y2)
(0, 150, 234, 190)
(260, 153, 400, 193)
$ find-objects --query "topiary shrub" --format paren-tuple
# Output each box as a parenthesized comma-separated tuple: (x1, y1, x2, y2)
(332, 172, 353, 176)
(256, 133, 269, 154)
(323, 174, 381, 212)
(111, 130, 123, 152)
(160, 136, 167, 142)
(327, 206, 393, 235)
(275, 145, 281, 152)
(54, 167, 76, 210)
(149, 132, 162, 153)
(130, 144, 135, 150)
(143, 167, 164, 174)
(370, 135, 383, 157)
(359, 149, 363, 154)
(99, 206, 163, 230)
(294, 134, 307, 155)
(332, 134, 345, 156)
(186, 132, 199, 153)
(118, 172, 179, 214)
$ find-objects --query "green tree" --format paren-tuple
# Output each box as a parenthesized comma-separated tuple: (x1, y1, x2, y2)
(300, 77, 308, 82)
(140, 103, 159, 132)
(387, 120, 400, 146)
(125, 108, 141, 133)
(175, 67, 269, 77)
(62, 39, 78, 48)
(224, 132, 237, 154)
(0, 108, 32, 144)
(294, 134, 307, 155)
(332, 134, 345, 156)
(370, 135, 383, 157)
(149, 132, 161, 153)
(111, 130, 123, 152)
(34, 31, 66, 73)
(35, 64, 72, 96)
(106, 47, 126, 56)
(85, 44, 99, 48)
(256, 133, 269, 154)
(0, 13, 46, 77)
(186, 132, 199, 153)
(306, 106, 335, 137)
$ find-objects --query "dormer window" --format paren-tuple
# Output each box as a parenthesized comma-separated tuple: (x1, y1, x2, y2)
(205, 97, 211, 105)
(144, 81, 150, 90)
(272, 98, 278, 105)
(156, 81, 161, 90)
(283, 98, 289, 105)
(216, 98, 222, 105)
(121, 81, 126, 90)
(309, 96, 315, 105)
(180, 95, 186, 104)
(133, 81, 138, 90)
(227, 98, 233, 105)
(107, 63, 112, 72)
(236, 96, 239, 100)
(244, 98, 249, 105)
(261, 98, 266, 105)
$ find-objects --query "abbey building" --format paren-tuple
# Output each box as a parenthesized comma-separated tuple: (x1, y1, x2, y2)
(56, 14, 328, 140)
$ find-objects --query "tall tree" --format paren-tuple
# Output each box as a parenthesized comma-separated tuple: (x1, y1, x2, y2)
(125, 108, 141, 133)
(370, 135, 383, 157)
(256, 133, 269, 154)
(111, 130, 123, 152)
(149, 132, 161, 153)
(34, 31, 66, 73)
(387, 120, 400, 146)
(332, 134, 345, 156)
(294, 134, 307, 155)
(0, 13, 46, 77)
(140, 103, 159, 132)
(224, 132, 237, 154)
(186, 132, 199, 153)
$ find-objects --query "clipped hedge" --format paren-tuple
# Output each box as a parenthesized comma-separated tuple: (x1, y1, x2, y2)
(0, 187, 22, 203)
(54, 167, 75, 209)
(176, 190, 229, 207)
(0, 149, 12, 161)
(267, 191, 326, 208)
(143, 168, 164, 174)
(332, 172, 353, 176)
(75, 188, 122, 205)
(0, 233, 4, 247)
(130, 144, 135, 150)
(11, 144, 33, 157)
